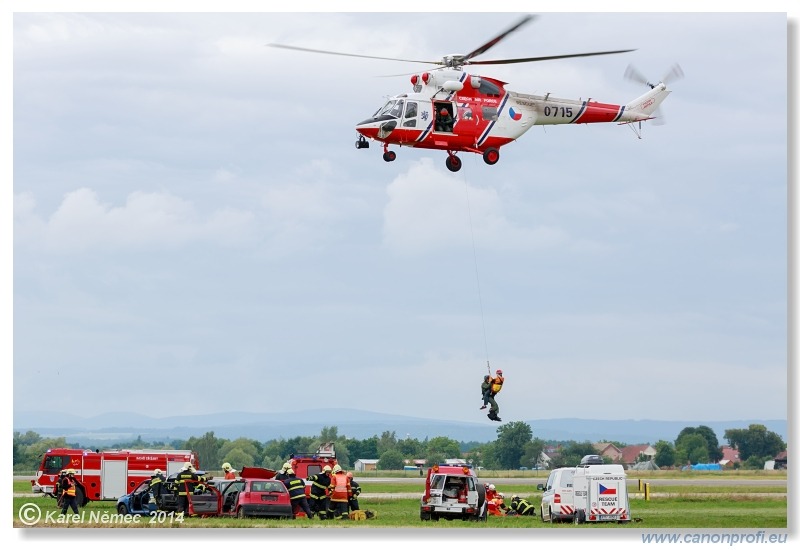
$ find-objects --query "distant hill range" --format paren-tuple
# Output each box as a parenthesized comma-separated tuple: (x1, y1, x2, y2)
(13, 409, 787, 447)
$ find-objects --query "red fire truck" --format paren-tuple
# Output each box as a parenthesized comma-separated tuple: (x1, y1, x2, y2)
(32, 448, 200, 506)
(286, 442, 338, 497)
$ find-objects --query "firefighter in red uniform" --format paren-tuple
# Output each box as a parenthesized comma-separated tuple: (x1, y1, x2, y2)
(59, 469, 79, 515)
(485, 483, 497, 502)
(222, 462, 237, 480)
(282, 468, 314, 519)
(328, 465, 351, 519)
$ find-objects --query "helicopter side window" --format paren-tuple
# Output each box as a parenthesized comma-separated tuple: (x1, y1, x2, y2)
(478, 80, 501, 97)
(482, 106, 499, 121)
(403, 102, 418, 127)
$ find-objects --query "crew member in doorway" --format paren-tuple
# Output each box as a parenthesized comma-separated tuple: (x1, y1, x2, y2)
(436, 107, 454, 132)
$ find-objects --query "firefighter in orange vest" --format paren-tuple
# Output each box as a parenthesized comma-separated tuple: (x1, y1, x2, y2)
(59, 468, 79, 515)
(327, 464, 351, 519)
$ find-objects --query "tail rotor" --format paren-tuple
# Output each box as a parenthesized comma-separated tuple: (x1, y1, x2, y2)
(624, 63, 683, 125)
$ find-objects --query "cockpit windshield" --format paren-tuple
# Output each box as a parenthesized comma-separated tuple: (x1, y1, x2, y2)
(373, 99, 404, 119)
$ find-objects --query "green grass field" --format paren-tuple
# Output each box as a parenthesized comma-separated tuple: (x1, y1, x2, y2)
(13, 475, 787, 529)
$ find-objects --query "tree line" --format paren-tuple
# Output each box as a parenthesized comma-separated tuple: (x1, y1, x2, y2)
(12, 422, 785, 473)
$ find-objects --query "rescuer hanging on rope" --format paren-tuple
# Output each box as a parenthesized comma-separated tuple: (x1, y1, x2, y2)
(480, 368, 503, 422)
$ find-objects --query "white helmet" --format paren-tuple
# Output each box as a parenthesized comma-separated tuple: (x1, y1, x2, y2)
(332, 464, 342, 474)
(498, 493, 505, 499)
(153, 469, 163, 475)
(488, 484, 495, 491)
(222, 462, 232, 471)
(282, 462, 291, 470)
(322, 465, 332, 472)
(183, 462, 193, 470)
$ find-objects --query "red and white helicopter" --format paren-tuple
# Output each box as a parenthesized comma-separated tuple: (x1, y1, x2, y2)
(269, 15, 681, 172)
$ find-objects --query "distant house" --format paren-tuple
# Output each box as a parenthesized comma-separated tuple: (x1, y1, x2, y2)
(719, 445, 741, 468)
(593, 442, 623, 462)
(620, 444, 657, 468)
(353, 459, 379, 472)
(774, 450, 787, 470)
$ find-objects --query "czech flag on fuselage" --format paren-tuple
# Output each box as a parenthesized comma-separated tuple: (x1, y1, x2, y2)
(599, 484, 616, 495)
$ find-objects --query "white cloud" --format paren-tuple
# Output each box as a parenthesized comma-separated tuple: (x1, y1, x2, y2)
(15, 188, 257, 253)
(382, 158, 571, 255)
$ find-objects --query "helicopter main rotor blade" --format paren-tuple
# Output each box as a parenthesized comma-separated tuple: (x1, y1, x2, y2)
(266, 43, 441, 66)
(462, 14, 537, 63)
(468, 48, 636, 66)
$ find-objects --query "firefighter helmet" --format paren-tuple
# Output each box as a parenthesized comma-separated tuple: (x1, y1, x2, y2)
(154, 469, 163, 475)
(66, 468, 76, 475)
(488, 484, 495, 490)
(282, 462, 291, 470)
(496, 369, 503, 375)
(222, 462, 232, 471)
(511, 494, 519, 501)
(440, 108, 448, 116)
(332, 464, 342, 473)
(323, 465, 332, 472)
(183, 462, 193, 470)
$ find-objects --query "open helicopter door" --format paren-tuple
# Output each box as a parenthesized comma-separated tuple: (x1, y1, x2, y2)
(433, 101, 456, 133)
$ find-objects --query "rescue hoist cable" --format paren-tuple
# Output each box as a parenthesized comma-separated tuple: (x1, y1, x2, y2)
(461, 169, 491, 374)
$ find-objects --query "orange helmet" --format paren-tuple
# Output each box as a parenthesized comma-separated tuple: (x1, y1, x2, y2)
(440, 108, 448, 116)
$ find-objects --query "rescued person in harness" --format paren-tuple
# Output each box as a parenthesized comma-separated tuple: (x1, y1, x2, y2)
(480, 368, 504, 421)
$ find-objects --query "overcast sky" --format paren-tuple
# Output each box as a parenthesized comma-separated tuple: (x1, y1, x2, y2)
(6, 5, 795, 433)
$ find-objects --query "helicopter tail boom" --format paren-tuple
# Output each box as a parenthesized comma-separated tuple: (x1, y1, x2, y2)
(624, 83, 671, 119)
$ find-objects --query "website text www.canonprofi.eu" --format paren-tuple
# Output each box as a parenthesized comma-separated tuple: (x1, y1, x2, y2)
(641, 531, 788, 546)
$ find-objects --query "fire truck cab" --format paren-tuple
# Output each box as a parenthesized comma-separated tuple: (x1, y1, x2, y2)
(420, 463, 487, 521)
(32, 448, 199, 506)
(285, 442, 338, 497)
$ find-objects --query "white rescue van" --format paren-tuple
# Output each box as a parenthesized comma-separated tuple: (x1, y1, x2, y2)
(537, 467, 576, 522)
(572, 455, 631, 524)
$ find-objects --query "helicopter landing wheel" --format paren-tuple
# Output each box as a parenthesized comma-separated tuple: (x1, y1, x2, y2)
(482, 148, 500, 165)
(383, 151, 397, 162)
(445, 155, 462, 172)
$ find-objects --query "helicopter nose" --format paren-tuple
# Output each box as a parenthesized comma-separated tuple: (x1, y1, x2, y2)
(355, 124, 378, 139)
(358, 119, 397, 141)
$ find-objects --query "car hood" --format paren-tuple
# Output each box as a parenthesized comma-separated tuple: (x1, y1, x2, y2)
(240, 466, 276, 479)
